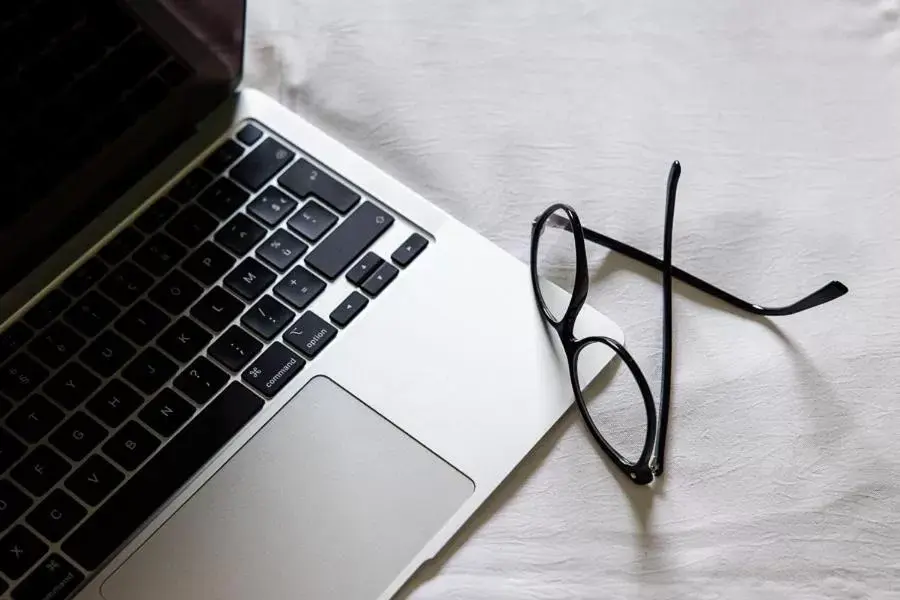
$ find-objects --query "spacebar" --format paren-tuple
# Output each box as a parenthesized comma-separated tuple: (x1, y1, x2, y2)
(62, 383, 264, 571)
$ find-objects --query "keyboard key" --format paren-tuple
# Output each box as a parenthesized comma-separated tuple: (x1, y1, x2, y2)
(0, 480, 31, 533)
(183, 242, 236, 286)
(12, 553, 83, 600)
(247, 186, 297, 227)
(98, 227, 144, 265)
(0, 397, 10, 419)
(87, 379, 143, 428)
(305, 202, 394, 279)
(11, 445, 70, 497)
(1, 355, 48, 402)
(392, 233, 429, 267)
(346, 252, 384, 286)
(133, 233, 187, 277)
(242, 296, 294, 340)
(157, 317, 212, 363)
(208, 326, 263, 371)
(197, 178, 249, 221)
(122, 348, 177, 395)
(283, 312, 338, 359)
(44, 363, 100, 410)
(134, 196, 178, 234)
(286, 200, 337, 242)
(49, 412, 107, 462)
(64, 291, 120, 337)
(7, 396, 64, 444)
(230, 138, 295, 192)
(0, 526, 47, 580)
(330, 291, 369, 327)
(273, 266, 325, 310)
(242, 343, 304, 398)
(62, 257, 107, 297)
(28, 323, 85, 369)
(278, 159, 361, 214)
(100, 261, 153, 306)
(256, 229, 307, 271)
(191, 287, 244, 332)
(65, 455, 124, 507)
(63, 382, 263, 570)
(115, 300, 170, 346)
(81, 332, 134, 379)
(223, 258, 276, 301)
(236, 124, 263, 146)
(103, 421, 160, 471)
(0, 324, 33, 366)
(26, 489, 86, 542)
(165, 205, 218, 248)
(140, 389, 195, 437)
(215, 213, 266, 256)
(168, 168, 212, 203)
(361, 262, 399, 297)
(23, 290, 71, 330)
(203, 139, 244, 174)
(149, 270, 203, 315)
(173, 357, 228, 405)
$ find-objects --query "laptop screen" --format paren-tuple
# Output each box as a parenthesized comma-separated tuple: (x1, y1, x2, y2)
(0, 0, 246, 296)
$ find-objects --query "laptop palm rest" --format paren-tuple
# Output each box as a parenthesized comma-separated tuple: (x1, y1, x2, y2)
(101, 376, 474, 600)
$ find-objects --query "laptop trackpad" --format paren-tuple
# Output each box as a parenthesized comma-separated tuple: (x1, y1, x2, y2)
(102, 376, 474, 600)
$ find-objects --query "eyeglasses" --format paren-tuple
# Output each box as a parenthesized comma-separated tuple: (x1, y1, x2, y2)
(530, 161, 848, 485)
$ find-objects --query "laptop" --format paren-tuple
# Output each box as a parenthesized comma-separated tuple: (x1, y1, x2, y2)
(0, 1, 622, 599)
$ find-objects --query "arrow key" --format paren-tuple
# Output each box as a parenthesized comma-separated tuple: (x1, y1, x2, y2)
(330, 291, 369, 327)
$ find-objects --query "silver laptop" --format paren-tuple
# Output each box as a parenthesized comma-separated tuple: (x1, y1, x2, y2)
(0, 2, 621, 599)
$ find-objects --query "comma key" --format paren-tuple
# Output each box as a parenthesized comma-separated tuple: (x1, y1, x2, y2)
(242, 343, 304, 398)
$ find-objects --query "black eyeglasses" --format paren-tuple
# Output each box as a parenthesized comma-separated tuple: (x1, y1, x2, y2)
(530, 161, 848, 485)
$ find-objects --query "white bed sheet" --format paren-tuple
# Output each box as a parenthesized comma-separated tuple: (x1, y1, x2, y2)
(245, 1, 900, 598)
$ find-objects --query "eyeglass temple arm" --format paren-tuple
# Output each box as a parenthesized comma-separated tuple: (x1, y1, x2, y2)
(545, 215, 848, 316)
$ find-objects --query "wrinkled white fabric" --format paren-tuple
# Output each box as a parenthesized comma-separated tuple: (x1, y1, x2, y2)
(245, 1, 900, 598)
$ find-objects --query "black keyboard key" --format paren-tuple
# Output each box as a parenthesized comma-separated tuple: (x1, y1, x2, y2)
(278, 159, 361, 214)
(330, 291, 369, 327)
(168, 168, 212, 203)
(392, 233, 429, 267)
(0, 324, 33, 366)
(140, 389, 195, 437)
(236, 124, 262, 146)
(100, 261, 153, 306)
(183, 242, 236, 286)
(242, 296, 294, 340)
(286, 200, 337, 242)
(63, 382, 264, 570)
(49, 412, 107, 462)
(346, 252, 384, 286)
(190, 287, 244, 332)
(208, 326, 262, 371)
(215, 213, 266, 256)
(165, 205, 218, 248)
(12, 553, 84, 600)
(45, 363, 100, 410)
(0, 429, 26, 476)
(256, 229, 307, 271)
(247, 186, 297, 226)
(87, 379, 143, 428)
(98, 227, 144, 265)
(242, 343, 304, 398)
(273, 266, 325, 311)
(203, 139, 244, 174)
(115, 300, 170, 346)
(133, 233, 187, 277)
(11, 445, 70, 497)
(223, 258, 276, 301)
(149, 270, 203, 315)
(230, 138, 295, 192)
(23, 291, 71, 330)
(283, 312, 338, 359)
(134, 196, 178, 234)
(0, 397, 10, 419)
(173, 357, 228, 405)
(6, 396, 64, 444)
(64, 291, 120, 337)
(65, 455, 123, 507)
(157, 317, 212, 363)
(0, 526, 47, 580)
(28, 323, 85, 369)
(80, 330, 136, 378)
(197, 178, 249, 221)
(1, 355, 49, 402)
(122, 348, 177, 395)
(62, 257, 107, 297)
(362, 262, 399, 297)
(305, 202, 394, 279)
(0, 480, 31, 533)
(26, 489, 86, 542)
(103, 421, 160, 471)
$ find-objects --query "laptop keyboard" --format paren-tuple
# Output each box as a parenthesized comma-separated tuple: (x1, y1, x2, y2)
(0, 122, 429, 599)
